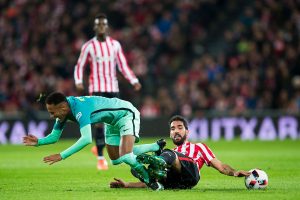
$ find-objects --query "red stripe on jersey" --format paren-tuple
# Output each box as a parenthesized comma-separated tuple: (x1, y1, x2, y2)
(99, 41, 107, 91)
(116, 49, 125, 73)
(173, 141, 215, 171)
(89, 48, 94, 95)
(91, 41, 100, 92)
(109, 38, 116, 91)
(105, 41, 112, 92)
(178, 156, 195, 163)
(201, 143, 215, 157)
(192, 144, 198, 159)
(195, 145, 209, 163)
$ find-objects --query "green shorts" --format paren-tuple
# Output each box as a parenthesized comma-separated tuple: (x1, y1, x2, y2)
(104, 112, 140, 146)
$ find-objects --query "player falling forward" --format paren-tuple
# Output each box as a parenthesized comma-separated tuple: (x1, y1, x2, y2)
(23, 92, 161, 184)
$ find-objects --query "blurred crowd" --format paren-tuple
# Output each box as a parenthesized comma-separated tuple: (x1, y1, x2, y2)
(0, 0, 300, 119)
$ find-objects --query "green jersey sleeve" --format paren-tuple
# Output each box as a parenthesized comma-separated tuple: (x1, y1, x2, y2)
(37, 119, 65, 146)
(60, 124, 93, 159)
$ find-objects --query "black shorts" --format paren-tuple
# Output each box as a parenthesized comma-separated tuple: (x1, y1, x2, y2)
(161, 150, 200, 189)
(92, 92, 119, 98)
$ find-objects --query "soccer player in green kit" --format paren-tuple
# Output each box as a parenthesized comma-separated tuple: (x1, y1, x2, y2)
(23, 92, 162, 185)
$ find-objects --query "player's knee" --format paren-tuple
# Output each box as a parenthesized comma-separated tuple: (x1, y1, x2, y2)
(160, 149, 177, 165)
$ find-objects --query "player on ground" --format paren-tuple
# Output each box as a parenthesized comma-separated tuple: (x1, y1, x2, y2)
(23, 92, 160, 184)
(74, 13, 141, 170)
(110, 115, 250, 190)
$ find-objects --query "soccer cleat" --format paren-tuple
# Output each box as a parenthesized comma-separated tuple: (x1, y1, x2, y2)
(137, 153, 167, 170)
(148, 165, 167, 180)
(131, 168, 164, 191)
(97, 159, 108, 170)
(133, 164, 150, 184)
(147, 181, 164, 191)
(155, 139, 166, 156)
(91, 146, 98, 157)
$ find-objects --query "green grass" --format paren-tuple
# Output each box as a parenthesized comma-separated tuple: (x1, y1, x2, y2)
(1, 138, 299, 200)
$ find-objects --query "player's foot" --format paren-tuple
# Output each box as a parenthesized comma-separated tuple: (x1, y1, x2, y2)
(91, 146, 98, 156)
(147, 181, 164, 191)
(97, 159, 108, 170)
(132, 164, 150, 184)
(148, 165, 167, 180)
(131, 168, 164, 191)
(137, 153, 167, 170)
(155, 139, 166, 156)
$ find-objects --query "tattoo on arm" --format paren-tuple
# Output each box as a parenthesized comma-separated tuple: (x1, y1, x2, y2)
(221, 164, 236, 176)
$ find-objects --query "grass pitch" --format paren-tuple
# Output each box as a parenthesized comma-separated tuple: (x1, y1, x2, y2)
(1, 138, 299, 200)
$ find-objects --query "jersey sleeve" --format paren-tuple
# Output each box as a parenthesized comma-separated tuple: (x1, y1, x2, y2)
(60, 124, 93, 159)
(114, 40, 139, 85)
(195, 143, 216, 166)
(37, 119, 65, 146)
(74, 42, 91, 85)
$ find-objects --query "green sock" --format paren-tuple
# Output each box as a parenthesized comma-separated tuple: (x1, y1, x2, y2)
(119, 152, 139, 167)
(120, 152, 150, 183)
(133, 143, 159, 155)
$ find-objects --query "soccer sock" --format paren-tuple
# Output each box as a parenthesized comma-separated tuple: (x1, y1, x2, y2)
(111, 152, 139, 167)
(111, 153, 150, 183)
(97, 156, 105, 160)
(95, 127, 105, 157)
(160, 149, 176, 166)
(133, 143, 159, 155)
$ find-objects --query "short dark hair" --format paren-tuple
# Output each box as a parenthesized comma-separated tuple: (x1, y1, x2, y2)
(95, 13, 107, 20)
(45, 92, 67, 105)
(168, 115, 189, 130)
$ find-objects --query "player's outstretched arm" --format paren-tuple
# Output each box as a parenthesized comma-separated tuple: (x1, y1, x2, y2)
(210, 158, 251, 177)
(23, 134, 38, 146)
(110, 178, 146, 188)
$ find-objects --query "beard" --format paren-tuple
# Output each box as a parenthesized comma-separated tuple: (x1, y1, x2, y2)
(172, 133, 187, 146)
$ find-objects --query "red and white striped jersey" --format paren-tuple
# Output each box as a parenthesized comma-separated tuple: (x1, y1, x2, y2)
(174, 141, 216, 171)
(74, 36, 139, 94)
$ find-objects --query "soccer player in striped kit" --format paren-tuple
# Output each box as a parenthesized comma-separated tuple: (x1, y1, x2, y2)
(110, 115, 250, 190)
(74, 13, 141, 170)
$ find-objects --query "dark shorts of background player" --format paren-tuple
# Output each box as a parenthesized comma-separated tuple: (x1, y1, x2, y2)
(92, 92, 120, 98)
(160, 150, 200, 189)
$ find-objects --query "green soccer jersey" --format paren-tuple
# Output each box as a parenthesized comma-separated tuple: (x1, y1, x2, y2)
(37, 96, 140, 159)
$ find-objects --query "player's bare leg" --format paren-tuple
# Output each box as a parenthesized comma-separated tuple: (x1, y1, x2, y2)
(119, 135, 135, 156)
(106, 144, 120, 160)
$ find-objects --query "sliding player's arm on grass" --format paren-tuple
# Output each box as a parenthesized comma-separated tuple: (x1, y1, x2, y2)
(110, 178, 146, 188)
(210, 158, 250, 177)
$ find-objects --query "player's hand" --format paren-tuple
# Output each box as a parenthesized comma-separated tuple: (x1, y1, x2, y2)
(234, 170, 251, 177)
(23, 134, 38, 146)
(133, 82, 142, 91)
(75, 83, 85, 92)
(43, 154, 62, 165)
(110, 178, 128, 188)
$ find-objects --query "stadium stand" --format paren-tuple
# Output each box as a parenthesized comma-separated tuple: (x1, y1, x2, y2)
(0, 0, 299, 119)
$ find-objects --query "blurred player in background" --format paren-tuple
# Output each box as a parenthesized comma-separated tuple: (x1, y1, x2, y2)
(74, 13, 141, 170)
(110, 115, 250, 190)
(23, 92, 162, 184)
